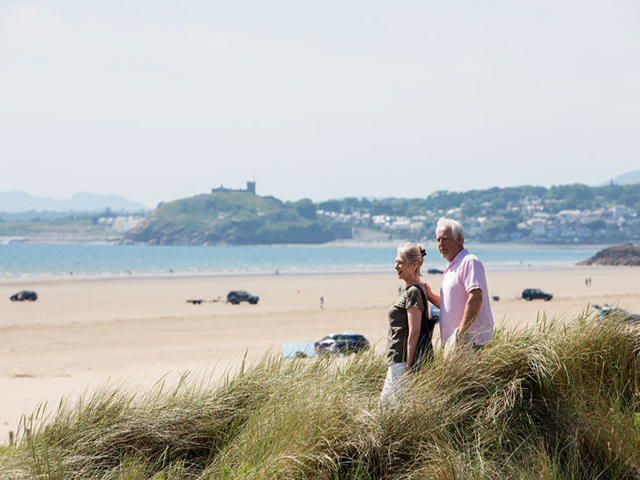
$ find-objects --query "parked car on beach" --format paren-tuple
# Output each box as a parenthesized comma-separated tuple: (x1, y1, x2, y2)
(10, 290, 38, 301)
(522, 288, 553, 301)
(314, 333, 370, 355)
(226, 290, 259, 305)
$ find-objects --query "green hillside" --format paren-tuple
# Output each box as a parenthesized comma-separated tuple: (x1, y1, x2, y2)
(123, 191, 352, 245)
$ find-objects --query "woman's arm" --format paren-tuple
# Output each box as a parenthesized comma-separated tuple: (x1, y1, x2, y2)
(405, 306, 422, 372)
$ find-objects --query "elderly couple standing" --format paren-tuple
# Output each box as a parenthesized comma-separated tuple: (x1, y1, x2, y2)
(380, 217, 494, 404)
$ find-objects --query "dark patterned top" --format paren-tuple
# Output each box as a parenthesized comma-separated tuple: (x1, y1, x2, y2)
(386, 285, 425, 365)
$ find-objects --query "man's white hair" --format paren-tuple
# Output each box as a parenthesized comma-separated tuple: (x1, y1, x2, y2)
(436, 217, 464, 243)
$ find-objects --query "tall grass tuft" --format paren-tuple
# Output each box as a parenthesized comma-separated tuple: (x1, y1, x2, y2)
(2, 316, 640, 479)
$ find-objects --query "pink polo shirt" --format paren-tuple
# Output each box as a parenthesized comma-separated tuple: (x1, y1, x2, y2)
(439, 249, 494, 346)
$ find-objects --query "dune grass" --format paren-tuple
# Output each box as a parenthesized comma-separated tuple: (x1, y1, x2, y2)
(2, 314, 640, 479)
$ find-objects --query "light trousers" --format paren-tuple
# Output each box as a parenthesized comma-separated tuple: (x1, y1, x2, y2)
(379, 362, 407, 406)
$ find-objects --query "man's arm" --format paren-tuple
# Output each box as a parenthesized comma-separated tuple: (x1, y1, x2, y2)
(458, 288, 482, 339)
(423, 283, 440, 308)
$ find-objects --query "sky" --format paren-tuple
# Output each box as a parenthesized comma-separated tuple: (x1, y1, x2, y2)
(1, 1, 639, 208)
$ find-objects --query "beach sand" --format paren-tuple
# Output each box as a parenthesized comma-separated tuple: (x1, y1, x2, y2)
(1, 265, 640, 444)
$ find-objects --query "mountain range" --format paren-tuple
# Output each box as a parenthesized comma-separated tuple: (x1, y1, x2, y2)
(0, 192, 148, 213)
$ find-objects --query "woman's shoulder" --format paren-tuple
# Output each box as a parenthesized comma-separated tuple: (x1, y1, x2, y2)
(404, 284, 426, 308)
(406, 283, 426, 295)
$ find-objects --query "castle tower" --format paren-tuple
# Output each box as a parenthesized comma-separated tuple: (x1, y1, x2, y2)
(247, 181, 256, 194)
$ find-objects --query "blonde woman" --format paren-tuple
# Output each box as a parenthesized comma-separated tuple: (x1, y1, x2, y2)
(380, 242, 434, 405)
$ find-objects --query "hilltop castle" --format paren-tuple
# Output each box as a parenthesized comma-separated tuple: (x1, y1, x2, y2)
(212, 181, 256, 195)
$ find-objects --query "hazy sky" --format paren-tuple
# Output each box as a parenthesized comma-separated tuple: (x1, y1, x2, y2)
(1, 1, 639, 207)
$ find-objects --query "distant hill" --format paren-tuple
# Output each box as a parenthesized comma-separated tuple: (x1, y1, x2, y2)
(122, 191, 352, 246)
(0, 192, 148, 213)
(607, 170, 640, 186)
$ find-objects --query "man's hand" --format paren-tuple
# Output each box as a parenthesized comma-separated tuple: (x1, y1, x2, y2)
(423, 282, 440, 308)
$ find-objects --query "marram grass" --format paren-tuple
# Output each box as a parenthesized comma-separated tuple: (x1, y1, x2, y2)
(2, 315, 640, 479)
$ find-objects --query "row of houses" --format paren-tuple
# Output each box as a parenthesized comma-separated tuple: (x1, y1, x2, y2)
(317, 204, 640, 243)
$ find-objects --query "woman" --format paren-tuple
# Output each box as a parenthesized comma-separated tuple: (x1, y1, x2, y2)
(380, 242, 432, 405)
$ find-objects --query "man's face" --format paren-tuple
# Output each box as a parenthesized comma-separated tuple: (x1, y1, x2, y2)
(436, 226, 463, 262)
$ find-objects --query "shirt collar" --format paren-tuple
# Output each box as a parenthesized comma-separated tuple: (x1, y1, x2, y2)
(444, 248, 468, 273)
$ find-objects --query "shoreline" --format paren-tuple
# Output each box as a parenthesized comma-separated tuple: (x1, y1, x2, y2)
(1, 237, 615, 249)
(2, 261, 629, 285)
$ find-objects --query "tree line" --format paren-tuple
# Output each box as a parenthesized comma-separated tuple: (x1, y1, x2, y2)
(313, 183, 640, 219)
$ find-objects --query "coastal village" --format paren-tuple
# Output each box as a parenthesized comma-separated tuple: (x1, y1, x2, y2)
(318, 196, 639, 244)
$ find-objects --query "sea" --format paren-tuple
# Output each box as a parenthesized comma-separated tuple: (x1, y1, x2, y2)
(0, 243, 601, 280)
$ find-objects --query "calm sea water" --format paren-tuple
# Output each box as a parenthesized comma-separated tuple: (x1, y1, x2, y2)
(0, 243, 600, 280)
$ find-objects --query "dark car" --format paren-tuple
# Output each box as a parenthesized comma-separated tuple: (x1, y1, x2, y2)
(10, 290, 38, 302)
(522, 288, 553, 301)
(314, 333, 370, 355)
(226, 290, 259, 305)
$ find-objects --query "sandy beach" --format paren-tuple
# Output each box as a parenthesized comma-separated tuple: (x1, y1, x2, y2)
(1, 265, 640, 444)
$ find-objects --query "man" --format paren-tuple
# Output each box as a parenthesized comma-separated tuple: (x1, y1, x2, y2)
(426, 218, 494, 348)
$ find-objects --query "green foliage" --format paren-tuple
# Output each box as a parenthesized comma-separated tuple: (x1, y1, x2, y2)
(4, 317, 640, 479)
(317, 199, 342, 213)
(482, 219, 518, 237)
(587, 220, 607, 231)
(0, 218, 95, 236)
(503, 209, 523, 222)
(291, 198, 317, 220)
(314, 184, 640, 218)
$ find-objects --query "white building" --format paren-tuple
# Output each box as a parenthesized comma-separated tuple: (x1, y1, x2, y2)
(111, 215, 145, 232)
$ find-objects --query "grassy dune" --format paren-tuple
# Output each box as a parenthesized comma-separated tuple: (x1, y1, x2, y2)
(2, 315, 640, 479)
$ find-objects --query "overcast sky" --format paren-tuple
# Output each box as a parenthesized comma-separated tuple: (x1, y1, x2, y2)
(1, 1, 638, 207)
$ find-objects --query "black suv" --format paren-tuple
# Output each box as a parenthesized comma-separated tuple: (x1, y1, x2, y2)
(522, 288, 553, 301)
(315, 333, 370, 355)
(226, 290, 259, 305)
(10, 290, 38, 301)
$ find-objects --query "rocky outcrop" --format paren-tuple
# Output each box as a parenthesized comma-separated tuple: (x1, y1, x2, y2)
(579, 243, 640, 266)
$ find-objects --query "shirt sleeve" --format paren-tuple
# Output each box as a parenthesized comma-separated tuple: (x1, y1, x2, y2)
(405, 287, 425, 312)
(461, 256, 484, 293)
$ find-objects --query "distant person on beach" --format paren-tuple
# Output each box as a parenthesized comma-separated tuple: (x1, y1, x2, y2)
(380, 243, 434, 405)
(319, 294, 324, 309)
(426, 218, 494, 352)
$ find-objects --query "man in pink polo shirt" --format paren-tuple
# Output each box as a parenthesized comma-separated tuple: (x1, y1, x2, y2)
(426, 218, 494, 348)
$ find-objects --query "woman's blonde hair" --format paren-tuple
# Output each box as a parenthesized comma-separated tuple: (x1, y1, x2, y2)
(397, 242, 426, 275)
